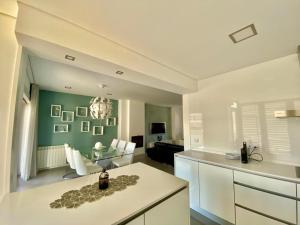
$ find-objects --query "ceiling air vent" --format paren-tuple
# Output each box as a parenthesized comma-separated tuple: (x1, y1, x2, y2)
(229, 24, 258, 44)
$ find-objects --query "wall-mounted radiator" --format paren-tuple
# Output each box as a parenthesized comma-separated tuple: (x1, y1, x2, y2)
(37, 145, 67, 169)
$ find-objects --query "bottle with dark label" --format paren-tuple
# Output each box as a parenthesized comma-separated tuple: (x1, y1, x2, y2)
(99, 169, 109, 190)
(241, 141, 248, 164)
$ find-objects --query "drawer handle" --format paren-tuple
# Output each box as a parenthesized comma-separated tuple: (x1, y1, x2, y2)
(234, 181, 297, 200)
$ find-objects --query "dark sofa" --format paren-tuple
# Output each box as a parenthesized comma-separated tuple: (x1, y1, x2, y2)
(146, 142, 184, 166)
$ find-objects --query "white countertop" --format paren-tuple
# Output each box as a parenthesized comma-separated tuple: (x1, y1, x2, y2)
(175, 150, 300, 183)
(0, 163, 187, 225)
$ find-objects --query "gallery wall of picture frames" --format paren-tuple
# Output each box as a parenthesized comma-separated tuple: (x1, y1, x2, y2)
(50, 104, 116, 135)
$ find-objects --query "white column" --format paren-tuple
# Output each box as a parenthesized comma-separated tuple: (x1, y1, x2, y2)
(0, 1, 20, 200)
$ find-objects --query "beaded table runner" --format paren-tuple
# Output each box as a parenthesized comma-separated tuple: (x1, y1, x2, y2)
(50, 175, 139, 209)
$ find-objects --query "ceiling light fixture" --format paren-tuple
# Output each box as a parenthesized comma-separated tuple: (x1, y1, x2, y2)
(65, 86, 72, 89)
(229, 24, 258, 44)
(89, 97, 112, 119)
(115, 70, 124, 75)
(65, 54, 76, 61)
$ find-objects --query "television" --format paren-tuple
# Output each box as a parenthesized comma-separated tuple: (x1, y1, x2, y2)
(150, 122, 166, 134)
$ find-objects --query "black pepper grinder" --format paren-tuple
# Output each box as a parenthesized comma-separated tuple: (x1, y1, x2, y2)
(99, 169, 109, 190)
(241, 141, 248, 164)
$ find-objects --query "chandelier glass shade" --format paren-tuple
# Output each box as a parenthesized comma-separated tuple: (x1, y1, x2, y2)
(89, 97, 112, 119)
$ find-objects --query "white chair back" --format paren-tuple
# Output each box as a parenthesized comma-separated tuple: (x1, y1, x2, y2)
(125, 142, 136, 154)
(64, 144, 70, 163)
(73, 150, 87, 176)
(116, 140, 126, 152)
(111, 139, 119, 149)
(123, 142, 136, 164)
(66, 147, 76, 169)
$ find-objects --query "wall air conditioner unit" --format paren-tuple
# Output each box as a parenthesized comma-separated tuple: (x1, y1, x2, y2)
(274, 110, 300, 118)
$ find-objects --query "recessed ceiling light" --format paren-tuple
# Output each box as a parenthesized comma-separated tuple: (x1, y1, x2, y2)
(65, 54, 76, 61)
(65, 86, 72, 89)
(106, 93, 112, 96)
(98, 84, 107, 88)
(229, 24, 257, 44)
(115, 70, 124, 75)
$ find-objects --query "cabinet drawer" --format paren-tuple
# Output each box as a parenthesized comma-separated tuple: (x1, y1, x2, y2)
(234, 171, 296, 197)
(235, 184, 296, 224)
(236, 206, 287, 225)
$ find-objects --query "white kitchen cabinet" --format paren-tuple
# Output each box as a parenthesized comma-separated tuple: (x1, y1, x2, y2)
(145, 188, 190, 225)
(234, 171, 296, 197)
(298, 201, 300, 225)
(236, 206, 286, 225)
(175, 156, 200, 210)
(198, 162, 235, 224)
(126, 215, 144, 225)
(235, 184, 296, 224)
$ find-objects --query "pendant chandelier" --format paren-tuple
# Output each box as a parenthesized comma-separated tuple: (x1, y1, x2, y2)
(89, 97, 112, 119)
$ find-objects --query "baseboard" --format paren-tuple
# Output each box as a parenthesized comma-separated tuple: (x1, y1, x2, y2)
(190, 209, 234, 225)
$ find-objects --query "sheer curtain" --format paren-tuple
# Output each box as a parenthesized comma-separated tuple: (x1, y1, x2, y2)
(20, 84, 39, 180)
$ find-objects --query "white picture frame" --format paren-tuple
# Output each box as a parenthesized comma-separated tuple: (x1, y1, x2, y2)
(76, 107, 88, 117)
(93, 126, 104, 135)
(51, 105, 61, 117)
(81, 121, 90, 132)
(61, 111, 74, 122)
(53, 124, 69, 133)
(106, 117, 117, 126)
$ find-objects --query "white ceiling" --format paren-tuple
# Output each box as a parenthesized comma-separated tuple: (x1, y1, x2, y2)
(19, 0, 300, 80)
(29, 55, 182, 105)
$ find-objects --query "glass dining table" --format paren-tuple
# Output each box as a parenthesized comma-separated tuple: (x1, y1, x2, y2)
(87, 146, 133, 169)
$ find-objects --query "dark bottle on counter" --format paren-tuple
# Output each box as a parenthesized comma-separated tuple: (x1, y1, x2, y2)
(99, 169, 109, 190)
(241, 141, 248, 164)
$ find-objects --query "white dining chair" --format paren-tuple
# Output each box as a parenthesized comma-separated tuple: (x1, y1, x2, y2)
(63, 145, 77, 179)
(113, 142, 136, 168)
(111, 139, 119, 149)
(73, 149, 102, 176)
(116, 140, 126, 153)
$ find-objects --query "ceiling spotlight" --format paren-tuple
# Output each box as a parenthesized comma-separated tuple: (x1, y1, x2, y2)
(65, 86, 72, 89)
(106, 93, 112, 96)
(229, 24, 257, 44)
(98, 84, 107, 88)
(65, 54, 76, 61)
(115, 70, 124, 75)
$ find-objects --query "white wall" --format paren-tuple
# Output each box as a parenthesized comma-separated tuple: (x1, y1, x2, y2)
(171, 106, 183, 140)
(129, 100, 145, 154)
(118, 100, 145, 155)
(0, 2, 20, 200)
(183, 54, 300, 165)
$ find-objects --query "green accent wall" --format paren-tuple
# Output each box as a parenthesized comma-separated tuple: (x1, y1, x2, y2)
(145, 104, 172, 145)
(38, 90, 118, 155)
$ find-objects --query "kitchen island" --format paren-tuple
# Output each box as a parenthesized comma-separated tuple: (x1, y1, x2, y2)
(0, 163, 189, 225)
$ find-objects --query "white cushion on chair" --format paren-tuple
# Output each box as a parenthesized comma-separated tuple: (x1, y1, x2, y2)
(112, 158, 131, 167)
(73, 149, 102, 176)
